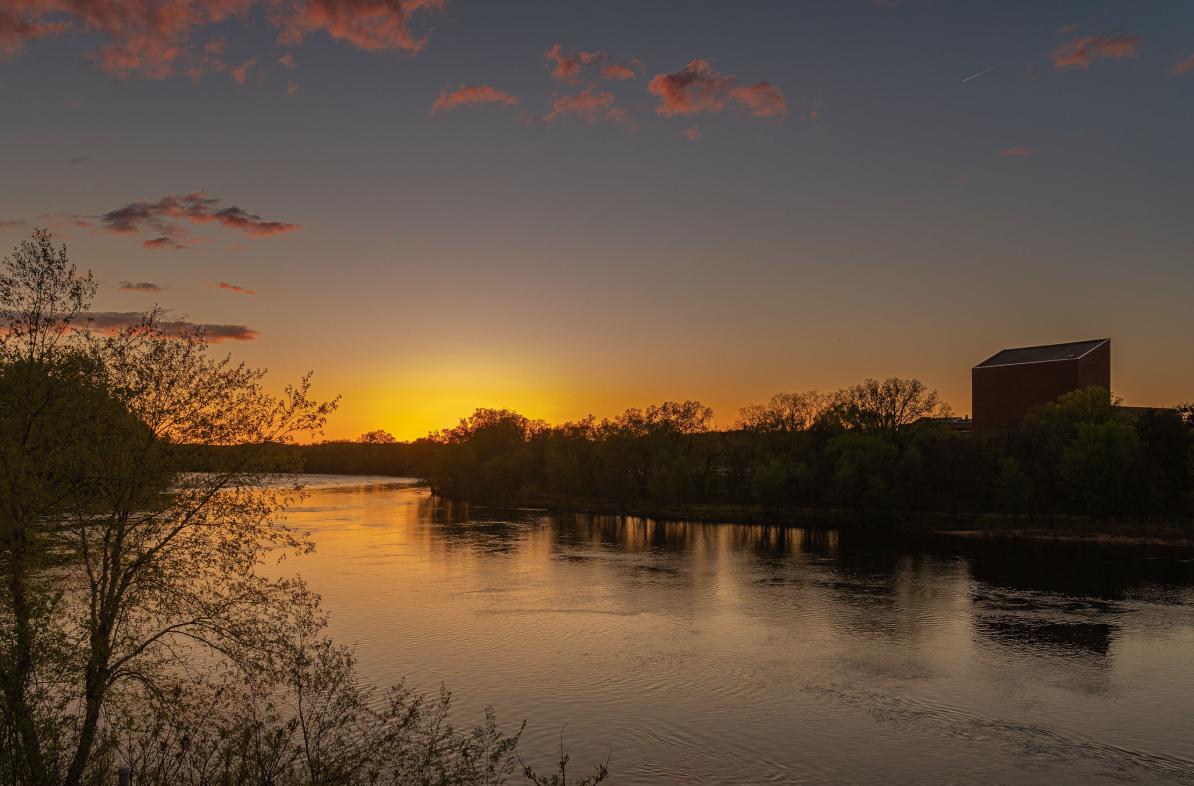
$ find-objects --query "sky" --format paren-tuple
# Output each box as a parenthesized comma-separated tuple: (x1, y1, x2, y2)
(1, 0, 1192, 440)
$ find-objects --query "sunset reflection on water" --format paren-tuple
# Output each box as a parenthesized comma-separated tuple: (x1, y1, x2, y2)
(267, 476, 1194, 785)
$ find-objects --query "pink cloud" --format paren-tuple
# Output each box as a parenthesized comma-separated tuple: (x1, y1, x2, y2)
(2, 0, 253, 78)
(729, 81, 788, 118)
(1051, 34, 1141, 70)
(0, 0, 446, 78)
(1170, 53, 1194, 76)
(271, 0, 446, 53)
(0, 7, 68, 58)
(1057, 24, 1078, 36)
(277, 52, 295, 67)
(648, 59, 787, 118)
(1001, 146, 1033, 157)
(286, 80, 299, 94)
(543, 43, 602, 83)
(682, 128, 701, 142)
(231, 57, 255, 83)
(544, 88, 632, 127)
(216, 281, 256, 295)
(185, 36, 228, 81)
(602, 62, 635, 80)
(544, 43, 637, 84)
(430, 84, 519, 114)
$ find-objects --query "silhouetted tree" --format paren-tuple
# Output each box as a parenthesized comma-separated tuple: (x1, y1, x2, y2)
(0, 231, 336, 785)
(829, 377, 950, 435)
(737, 390, 830, 432)
(416, 381, 1193, 522)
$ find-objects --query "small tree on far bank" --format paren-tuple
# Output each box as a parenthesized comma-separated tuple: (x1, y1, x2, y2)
(737, 391, 830, 433)
(829, 377, 951, 435)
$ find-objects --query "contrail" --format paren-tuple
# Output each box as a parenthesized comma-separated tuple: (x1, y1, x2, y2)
(962, 67, 993, 83)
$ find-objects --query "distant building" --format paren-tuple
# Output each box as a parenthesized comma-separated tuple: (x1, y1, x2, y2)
(972, 338, 1110, 431)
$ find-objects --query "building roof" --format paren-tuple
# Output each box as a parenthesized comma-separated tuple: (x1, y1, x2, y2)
(975, 338, 1108, 369)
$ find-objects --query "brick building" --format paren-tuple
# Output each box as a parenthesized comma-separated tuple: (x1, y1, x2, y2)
(972, 338, 1110, 431)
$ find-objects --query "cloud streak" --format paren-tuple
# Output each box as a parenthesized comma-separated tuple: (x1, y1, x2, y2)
(647, 60, 787, 118)
(76, 311, 258, 342)
(96, 192, 300, 249)
(119, 281, 165, 293)
(430, 84, 519, 114)
(1170, 53, 1194, 76)
(1050, 34, 1141, 70)
(216, 281, 256, 295)
(1001, 146, 1033, 157)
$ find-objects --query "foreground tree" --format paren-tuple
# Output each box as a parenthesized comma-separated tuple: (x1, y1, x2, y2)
(0, 232, 606, 786)
(0, 231, 337, 785)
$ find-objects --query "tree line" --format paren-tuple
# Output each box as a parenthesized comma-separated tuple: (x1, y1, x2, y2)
(411, 380, 1194, 520)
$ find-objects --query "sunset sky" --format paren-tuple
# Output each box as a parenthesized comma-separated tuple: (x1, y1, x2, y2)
(1, 1, 1192, 439)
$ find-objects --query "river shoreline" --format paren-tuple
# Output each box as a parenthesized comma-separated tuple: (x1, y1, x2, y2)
(436, 492, 1194, 547)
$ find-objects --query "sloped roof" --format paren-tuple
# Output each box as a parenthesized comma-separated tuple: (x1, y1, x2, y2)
(975, 338, 1108, 369)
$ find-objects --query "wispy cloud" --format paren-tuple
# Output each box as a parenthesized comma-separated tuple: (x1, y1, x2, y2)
(648, 60, 787, 118)
(94, 192, 299, 250)
(431, 84, 519, 114)
(682, 128, 701, 142)
(544, 43, 638, 84)
(544, 88, 633, 127)
(186, 35, 229, 81)
(1001, 146, 1033, 157)
(231, 58, 256, 83)
(1051, 34, 1141, 70)
(215, 281, 256, 295)
(142, 236, 186, 251)
(728, 81, 788, 118)
(77, 311, 258, 342)
(0, 219, 28, 229)
(602, 63, 636, 81)
(68, 154, 90, 165)
(277, 53, 295, 68)
(1170, 53, 1194, 76)
(119, 281, 166, 293)
(544, 43, 602, 84)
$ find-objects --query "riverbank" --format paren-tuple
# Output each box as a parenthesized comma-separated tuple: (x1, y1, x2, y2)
(442, 492, 1194, 547)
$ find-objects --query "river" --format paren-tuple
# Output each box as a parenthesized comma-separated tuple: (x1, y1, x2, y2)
(268, 475, 1194, 785)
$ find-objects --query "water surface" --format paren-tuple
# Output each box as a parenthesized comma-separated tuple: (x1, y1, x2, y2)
(270, 476, 1194, 784)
